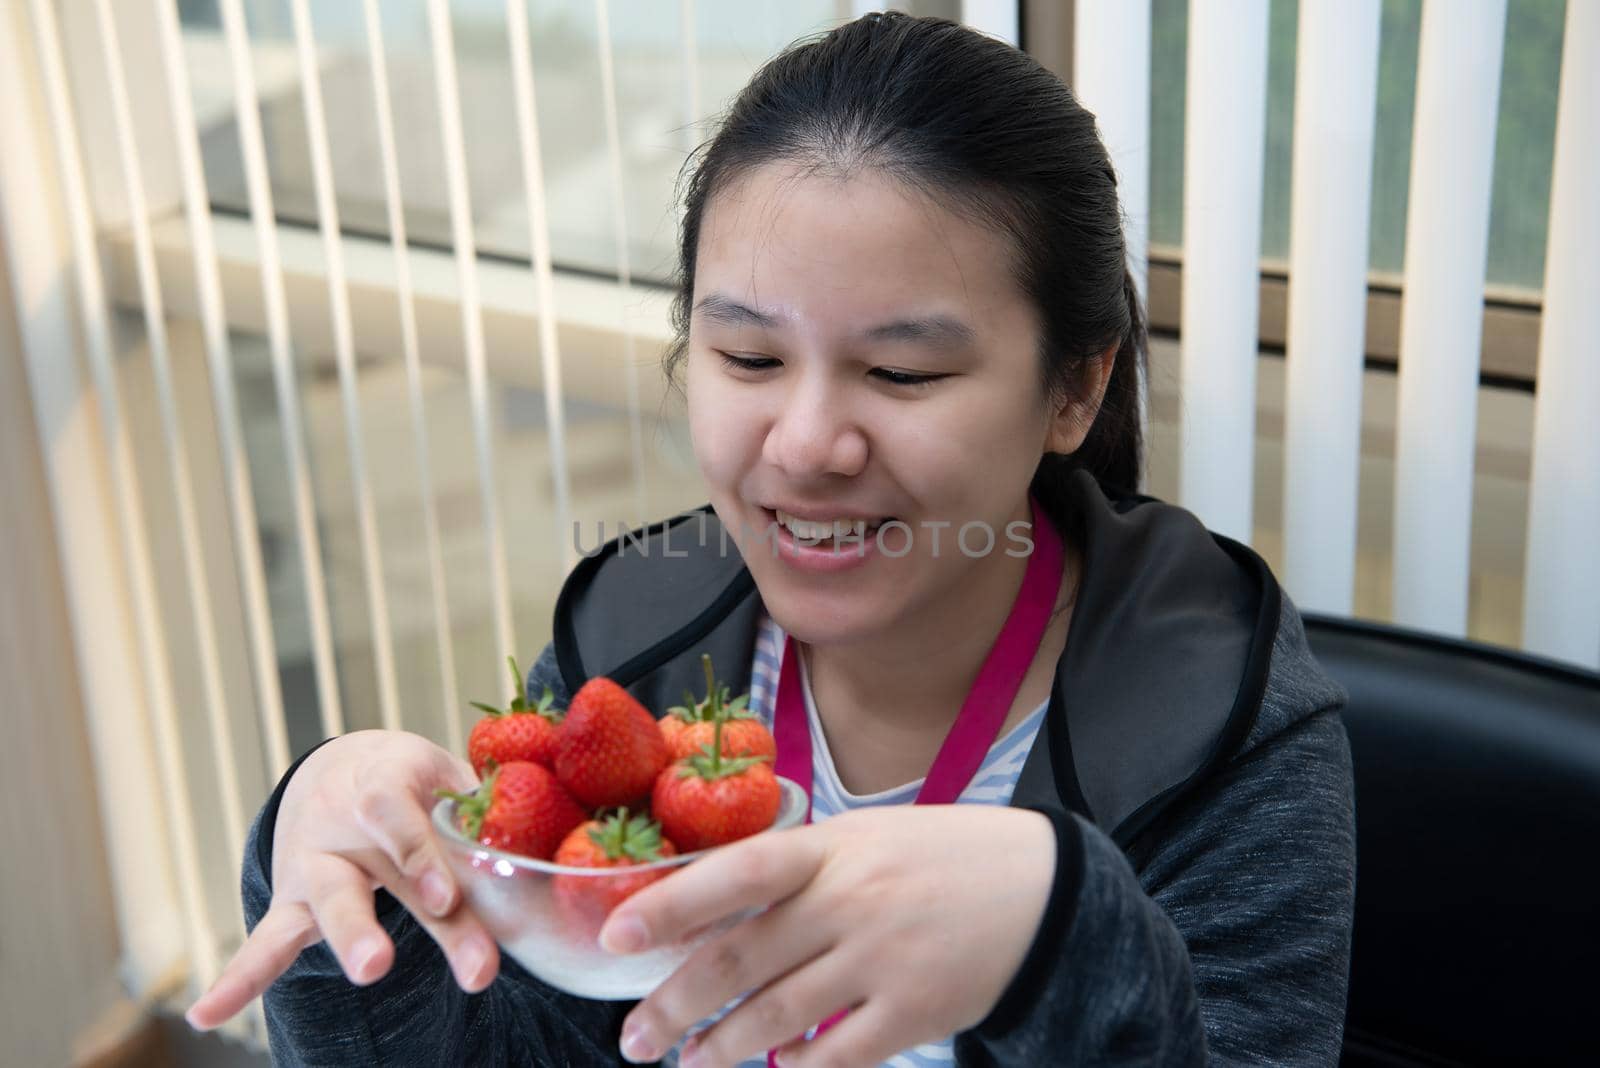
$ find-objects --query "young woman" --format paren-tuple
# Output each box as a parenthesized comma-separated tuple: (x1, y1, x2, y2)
(188, 13, 1355, 1067)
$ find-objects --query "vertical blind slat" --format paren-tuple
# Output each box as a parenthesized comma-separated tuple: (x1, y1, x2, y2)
(152, 0, 291, 781)
(1072, 0, 1152, 486)
(425, 0, 517, 674)
(219, 0, 346, 737)
(1177, 0, 1271, 543)
(508, 0, 577, 575)
(1391, 0, 1507, 637)
(22, 0, 219, 985)
(360, 0, 463, 751)
(679, 0, 701, 162)
(961, 0, 1021, 46)
(1522, 0, 1600, 669)
(287, 0, 403, 733)
(90, 0, 252, 876)
(1281, 0, 1383, 615)
(594, 0, 649, 525)
(1072, 0, 1152, 300)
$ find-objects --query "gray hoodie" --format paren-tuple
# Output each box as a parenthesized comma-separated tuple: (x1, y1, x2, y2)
(241, 472, 1356, 1065)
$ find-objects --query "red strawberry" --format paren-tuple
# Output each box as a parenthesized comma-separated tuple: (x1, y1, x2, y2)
(437, 760, 586, 861)
(467, 657, 564, 775)
(552, 809, 679, 928)
(652, 718, 782, 852)
(660, 654, 777, 762)
(554, 677, 670, 809)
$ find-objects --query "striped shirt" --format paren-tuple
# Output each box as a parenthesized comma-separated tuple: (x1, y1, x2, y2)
(666, 612, 1049, 1067)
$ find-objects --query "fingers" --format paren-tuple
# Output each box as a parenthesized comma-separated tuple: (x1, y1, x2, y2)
(365, 849, 501, 993)
(620, 896, 836, 1063)
(189, 849, 497, 1036)
(188, 737, 494, 1033)
(341, 777, 498, 991)
(598, 826, 822, 955)
(667, 953, 868, 1068)
(186, 901, 319, 1031)
(306, 846, 499, 995)
(352, 781, 458, 918)
(304, 855, 397, 986)
(769, 998, 900, 1068)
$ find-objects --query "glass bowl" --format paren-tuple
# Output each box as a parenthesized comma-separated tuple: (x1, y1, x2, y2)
(430, 775, 808, 1000)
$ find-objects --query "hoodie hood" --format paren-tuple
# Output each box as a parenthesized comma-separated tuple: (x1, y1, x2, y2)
(549, 470, 1340, 849)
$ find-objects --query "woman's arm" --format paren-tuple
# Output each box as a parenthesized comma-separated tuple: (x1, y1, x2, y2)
(959, 706, 1357, 1066)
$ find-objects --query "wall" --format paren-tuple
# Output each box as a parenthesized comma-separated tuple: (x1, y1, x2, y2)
(0, 195, 128, 1066)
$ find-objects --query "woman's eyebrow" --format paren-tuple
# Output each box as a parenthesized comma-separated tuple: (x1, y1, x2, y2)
(694, 296, 975, 351)
(694, 294, 779, 329)
(860, 315, 976, 349)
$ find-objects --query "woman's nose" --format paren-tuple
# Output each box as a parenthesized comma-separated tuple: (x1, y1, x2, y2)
(761, 382, 868, 480)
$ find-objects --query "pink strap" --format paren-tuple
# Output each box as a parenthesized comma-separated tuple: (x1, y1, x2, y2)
(767, 497, 1064, 1063)
(771, 621, 815, 820)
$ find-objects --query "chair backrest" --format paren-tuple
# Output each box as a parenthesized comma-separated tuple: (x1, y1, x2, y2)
(1303, 616, 1600, 1066)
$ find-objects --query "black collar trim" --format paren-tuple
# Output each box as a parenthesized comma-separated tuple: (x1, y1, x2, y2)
(1108, 534, 1281, 849)
(552, 506, 757, 693)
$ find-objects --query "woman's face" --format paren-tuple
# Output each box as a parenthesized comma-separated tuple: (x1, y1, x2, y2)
(685, 162, 1091, 646)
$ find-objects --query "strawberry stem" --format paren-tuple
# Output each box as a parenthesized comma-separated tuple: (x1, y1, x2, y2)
(668, 654, 754, 725)
(680, 716, 770, 781)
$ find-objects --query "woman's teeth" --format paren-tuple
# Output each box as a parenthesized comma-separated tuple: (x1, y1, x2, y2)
(773, 510, 885, 541)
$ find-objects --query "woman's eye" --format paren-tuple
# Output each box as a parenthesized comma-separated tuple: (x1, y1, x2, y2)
(718, 352, 780, 373)
(716, 353, 945, 389)
(872, 368, 946, 389)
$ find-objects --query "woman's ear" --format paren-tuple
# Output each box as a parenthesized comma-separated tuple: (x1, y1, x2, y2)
(1043, 344, 1117, 455)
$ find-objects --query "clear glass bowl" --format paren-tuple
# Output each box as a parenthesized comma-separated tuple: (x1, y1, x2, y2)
(430, 775, 808, 1000)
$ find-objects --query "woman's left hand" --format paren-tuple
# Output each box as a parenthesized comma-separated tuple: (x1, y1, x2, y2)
(599, 804, 1058, 1067)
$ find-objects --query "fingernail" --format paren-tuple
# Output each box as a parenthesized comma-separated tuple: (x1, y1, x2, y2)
(351, 936, 385, 981)
(458, 939, 487, 986)
(601, 915, 649, 954)
(619, 1019, 660, 1063)
(420, 869, 453, 916)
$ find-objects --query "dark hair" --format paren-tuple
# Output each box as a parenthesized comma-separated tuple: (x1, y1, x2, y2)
(665, 11, 1146, 506)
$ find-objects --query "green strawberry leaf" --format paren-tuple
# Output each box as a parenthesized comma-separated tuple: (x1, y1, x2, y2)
(586, 806, 666, 862)
(505, 656, 531, 711)
(532, 685, 564, 723)
(436, 766, 497, 839)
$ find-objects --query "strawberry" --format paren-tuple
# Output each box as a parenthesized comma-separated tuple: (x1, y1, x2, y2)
(652, 718, 782, 852)
(552, 809, 679, 928)
(437, 760, 586, 861)
(467, 657, 565, 776)
(660, 654, 777, 762)
(554, 677, 671, 809)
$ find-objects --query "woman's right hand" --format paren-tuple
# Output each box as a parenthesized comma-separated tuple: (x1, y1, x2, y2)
(186, 730, 498, 1030)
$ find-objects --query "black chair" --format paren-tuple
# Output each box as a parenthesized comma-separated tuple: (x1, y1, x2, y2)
(1302, 615, 1600, 1066)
